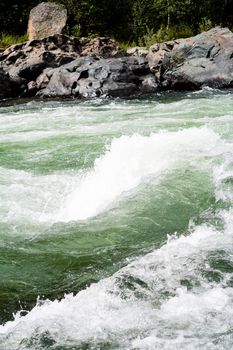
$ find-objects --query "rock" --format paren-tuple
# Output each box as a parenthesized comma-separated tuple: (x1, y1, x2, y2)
(148, 27, 233, 90)
(0, 35, 126, 97)
(0, 69, 20, 99)
(141, 75, 159, 92)
(0, 35, 80, 93)
(27, 2, 67, 40)
(148, 41, 180, 79)
(127, 46, 149, 57)
(79, 37, 125, 58)
(3, 27, 232, 99)
(27, 80, 38, 97)
(36, 56, 159, 98)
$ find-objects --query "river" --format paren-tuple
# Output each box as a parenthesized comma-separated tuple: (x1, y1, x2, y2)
(0, 89, 233, 349)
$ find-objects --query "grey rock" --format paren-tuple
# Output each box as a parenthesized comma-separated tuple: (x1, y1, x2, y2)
(148, 41, 179, 78)
(0, 69, 20, 99)
(0, 35, 125, 97)
(36, 56, 159, 98)
(127, 46, 149, 57)
(148, 27, 233, 90)
(27, 2, 67, 40)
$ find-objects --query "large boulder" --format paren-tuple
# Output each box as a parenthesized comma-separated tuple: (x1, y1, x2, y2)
(35, 56, 159, 98)
(0, 35, 79, 95)
(0, 35, 125, 97)
(27, 2, 67, 40)
(148, 27, 233, 90)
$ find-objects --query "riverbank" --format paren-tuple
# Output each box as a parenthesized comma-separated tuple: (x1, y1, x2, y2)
(1, 27, 233, 101)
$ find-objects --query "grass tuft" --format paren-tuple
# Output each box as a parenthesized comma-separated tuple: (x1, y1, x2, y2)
(0, 33, 28, 49)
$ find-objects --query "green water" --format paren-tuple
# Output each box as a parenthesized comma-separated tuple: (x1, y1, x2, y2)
(1, 90, 233, 349)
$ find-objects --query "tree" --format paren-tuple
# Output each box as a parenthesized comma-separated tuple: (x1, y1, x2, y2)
(1, 0, 233, 42)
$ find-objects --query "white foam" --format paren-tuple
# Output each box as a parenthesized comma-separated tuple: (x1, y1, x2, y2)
(0, 130, 67, 142)
(0, 126, 226, 227)
(0, 167, 76, 227)
(59, 127, 222, 222)
(1, 212, 233, 349)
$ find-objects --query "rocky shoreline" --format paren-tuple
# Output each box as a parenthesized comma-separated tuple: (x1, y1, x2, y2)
(1, 27, 233, 101)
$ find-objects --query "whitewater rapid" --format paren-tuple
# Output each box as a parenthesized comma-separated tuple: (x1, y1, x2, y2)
(0, 126, 225, 226)
(60, 127, 223, 222)
(1, 135, 233, 349)
(1, 91, 233, 349)
(1, 194, 233, 349)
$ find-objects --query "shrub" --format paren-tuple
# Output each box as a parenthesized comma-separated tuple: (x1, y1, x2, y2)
(198, 18, 213, 32)
(139, 25, 194, 48)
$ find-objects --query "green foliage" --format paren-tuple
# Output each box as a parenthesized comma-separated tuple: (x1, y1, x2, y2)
(0, 33, 28, 49)
(70, 24, 81, 38)
(0, 0, 233, 44)
(0, 0, 39, 35)
(138, 27, 157, 48)
(198, 18, 213, 33)
(139, 25, 194, 48)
